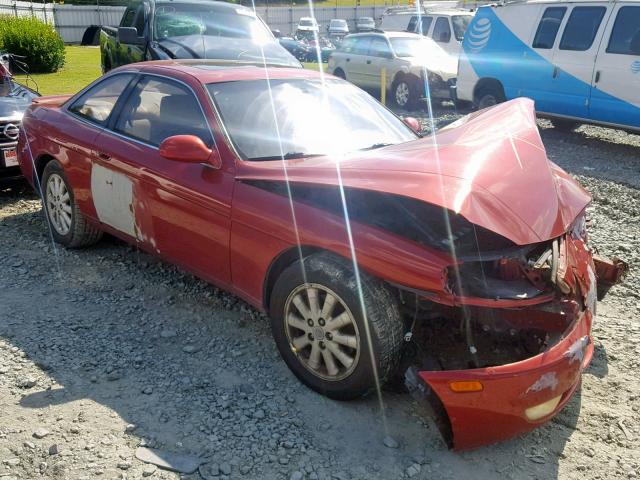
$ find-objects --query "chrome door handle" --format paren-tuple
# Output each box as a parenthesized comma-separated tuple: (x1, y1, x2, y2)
(552, 66, 559, 79)
(594, 71, 601, 83)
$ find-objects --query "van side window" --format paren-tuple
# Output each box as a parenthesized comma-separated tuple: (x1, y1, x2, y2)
(606, 6, 640, 55)
(533, 7, 566, 49)
(559, 6, 606, 51)
(419, 17, 433, 36)
(407, 16, 418, 32)
(433, 17, 451, 43)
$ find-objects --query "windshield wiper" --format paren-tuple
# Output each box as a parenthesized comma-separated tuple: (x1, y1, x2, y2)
(359, 142, 394, 151)
(250, 152, 325, 161)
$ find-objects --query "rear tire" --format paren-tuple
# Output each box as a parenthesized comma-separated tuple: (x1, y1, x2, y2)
(270, 253, 404, 400)
(550, 118, 580, 132)
(333, 68, 346, 80)
(42, 160, 103, 248)
(475, 84, 505, 110)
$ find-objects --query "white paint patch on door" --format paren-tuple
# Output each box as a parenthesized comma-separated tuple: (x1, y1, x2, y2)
(91, 163, 137, 238)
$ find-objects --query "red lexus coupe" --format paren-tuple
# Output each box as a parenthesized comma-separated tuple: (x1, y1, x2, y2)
(17, 61, 622, 449)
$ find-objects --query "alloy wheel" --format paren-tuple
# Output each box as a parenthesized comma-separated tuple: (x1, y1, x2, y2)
(46, 173, 72, 236)
(395, 82, 410, 107)
(284, 283, 361, 381)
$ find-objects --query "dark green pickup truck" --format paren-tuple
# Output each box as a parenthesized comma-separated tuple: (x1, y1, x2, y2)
(100, 0, 301, 72)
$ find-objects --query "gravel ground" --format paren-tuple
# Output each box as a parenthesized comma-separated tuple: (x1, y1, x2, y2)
(0, 104, 638, 480)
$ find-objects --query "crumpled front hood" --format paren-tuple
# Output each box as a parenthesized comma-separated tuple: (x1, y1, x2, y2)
(236, 98, 591, 245)
(156, 35, 301, 67)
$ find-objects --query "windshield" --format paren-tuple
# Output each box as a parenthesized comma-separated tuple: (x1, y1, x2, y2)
(207, 78, 417, 161)
(358, 17, 374, 24)
(299, 18, 315, 26)
(390, 36, 447, 58)
(331, 20, 347, 27)
(452, 15, 472, 41)
(153, 3, 272, 42)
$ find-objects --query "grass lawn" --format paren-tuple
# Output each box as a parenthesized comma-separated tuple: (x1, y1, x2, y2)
(302, 62, 328, 72)
(15, 47, 326, 96)
(15, 46, 102, 96)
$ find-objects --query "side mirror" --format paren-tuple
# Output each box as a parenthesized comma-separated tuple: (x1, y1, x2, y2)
(118, 27, 144, 45)
(159, 135, 221, 168)
(403, 117, 422, 134)
(271, 29, 282, 38)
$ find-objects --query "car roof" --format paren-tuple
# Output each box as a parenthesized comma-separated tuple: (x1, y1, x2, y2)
(118, 60, 324, 84)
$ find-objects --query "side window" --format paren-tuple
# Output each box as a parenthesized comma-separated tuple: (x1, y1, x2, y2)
(606, 6, 640, 55)
(69, 74, 134, 125)
(339, 37, 356, 53)
(559, 6, 606, 51)
(120, 7, 136, 28)
(353, 36, 372, 55)
(433, 17, 451, 43)
(369, 37, 392, 58)
(533, 7, 566, 49)
(407, 16, 418, 33)
(134, 5, 146, 36)
(114, 76, 212, 147)
(419, 17, 433, 36)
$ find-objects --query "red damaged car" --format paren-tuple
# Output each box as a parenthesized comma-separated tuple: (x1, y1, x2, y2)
(17, 61, 625, 449)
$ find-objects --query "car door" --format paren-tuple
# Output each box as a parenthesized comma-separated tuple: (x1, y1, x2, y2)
(589, 3, 640, 129)
(364, 36, 395, 90)
(92, 73, 234, 286)
(346, 36, 373, 86)
(63, 73, 138, 217)
(528, 6, 568, 112)
(548, 4, 610, 119)
(432, 17, 453, 53)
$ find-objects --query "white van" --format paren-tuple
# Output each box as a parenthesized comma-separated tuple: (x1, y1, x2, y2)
(456, 0, 640, 132)
(405, 10, 475, 56)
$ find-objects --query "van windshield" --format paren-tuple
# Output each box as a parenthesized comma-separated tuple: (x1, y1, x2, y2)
(452, 15, 472, 41)
(153, 3, 272, 42)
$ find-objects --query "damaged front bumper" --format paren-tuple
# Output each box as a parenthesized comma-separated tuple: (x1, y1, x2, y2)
(406, 305, 593, 450)
(403, 234, 627, 450)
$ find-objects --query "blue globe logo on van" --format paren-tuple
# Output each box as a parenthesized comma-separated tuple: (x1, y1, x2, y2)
(632, 61, 640, 74)
(467, 17, 492, 53)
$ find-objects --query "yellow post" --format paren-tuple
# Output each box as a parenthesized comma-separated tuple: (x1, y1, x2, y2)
(381, 67, 387, 105)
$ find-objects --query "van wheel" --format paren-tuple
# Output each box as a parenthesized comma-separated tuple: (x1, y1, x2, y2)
(333, 68, 346, 80)
(550, 119, 580, 132)
(476, 85, 505, 110)
(269, 253, 404, 400)
(42, 160, 103, 248)
(392, 76, 420, 110)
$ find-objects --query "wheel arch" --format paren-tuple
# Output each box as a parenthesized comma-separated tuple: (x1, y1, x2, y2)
(263, 245, 325, 315)
(33, 154, 57, 193)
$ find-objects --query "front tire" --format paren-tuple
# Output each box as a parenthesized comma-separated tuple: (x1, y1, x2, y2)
(392, 75, 420, 110)
(475, 85, 505, 110)
(270, 253, 404, 400)
(42, 160, 103, 248)
(550, 118, 580, 132)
